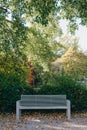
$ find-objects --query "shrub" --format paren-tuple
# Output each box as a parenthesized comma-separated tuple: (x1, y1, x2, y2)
(38, 74, 87, 111)
(0, 72, 35, 112)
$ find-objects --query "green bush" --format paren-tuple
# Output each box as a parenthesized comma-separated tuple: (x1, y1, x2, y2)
(38, 74, 87, 111)
(0, 72, 87, 112)
(0, 72, 35, 112)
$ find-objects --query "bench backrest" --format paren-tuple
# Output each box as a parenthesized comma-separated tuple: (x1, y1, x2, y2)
(20, 95, 67, 106)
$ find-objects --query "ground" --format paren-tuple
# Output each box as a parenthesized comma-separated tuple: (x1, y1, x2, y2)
(0, 112, 87, 130)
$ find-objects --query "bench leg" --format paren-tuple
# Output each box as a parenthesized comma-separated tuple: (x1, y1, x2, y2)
(16, 101, 21, 121)
(66, 100, 71, 120)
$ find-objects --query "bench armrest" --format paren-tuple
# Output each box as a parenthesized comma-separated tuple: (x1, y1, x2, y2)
(67, 100, 71, 109)
(16, 100, 21, 107)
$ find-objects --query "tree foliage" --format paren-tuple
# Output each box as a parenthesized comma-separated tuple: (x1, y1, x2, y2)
(25, 14, 63, 69)
(0, 0, 86, 83)
(60, 48, 87, 79)
(0, 1, 28, 76)
(55, 33, 79, 56)
(60, 0, 87, 26)
(0, 0, 87, 26)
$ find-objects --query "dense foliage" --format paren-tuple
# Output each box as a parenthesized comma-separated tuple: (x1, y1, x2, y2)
(0, 71, 87, 112)
(0, 72, 35, 112)
(38, 74, 87, 111)
(60, 0, 87, 27)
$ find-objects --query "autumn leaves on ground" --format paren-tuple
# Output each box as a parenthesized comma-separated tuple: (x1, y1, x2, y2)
(0, 112, 87, 130)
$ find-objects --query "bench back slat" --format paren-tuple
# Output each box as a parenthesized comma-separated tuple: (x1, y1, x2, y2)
(20, 95, 67, 106)
(21, 95, 66, 100)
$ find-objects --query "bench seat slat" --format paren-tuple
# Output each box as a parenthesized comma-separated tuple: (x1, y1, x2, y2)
(20, 106, 67, 109)
(20, 101, 67, 106)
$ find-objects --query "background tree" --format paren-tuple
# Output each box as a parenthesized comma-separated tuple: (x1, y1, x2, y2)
(55, 32, 79, 56)
(53, 48, 87, 80)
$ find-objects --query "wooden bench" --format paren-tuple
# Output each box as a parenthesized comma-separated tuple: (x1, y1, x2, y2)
(16, 95, 71, 121)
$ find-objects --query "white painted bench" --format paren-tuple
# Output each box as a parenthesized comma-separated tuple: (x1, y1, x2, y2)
(16, 95, 71, 121)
